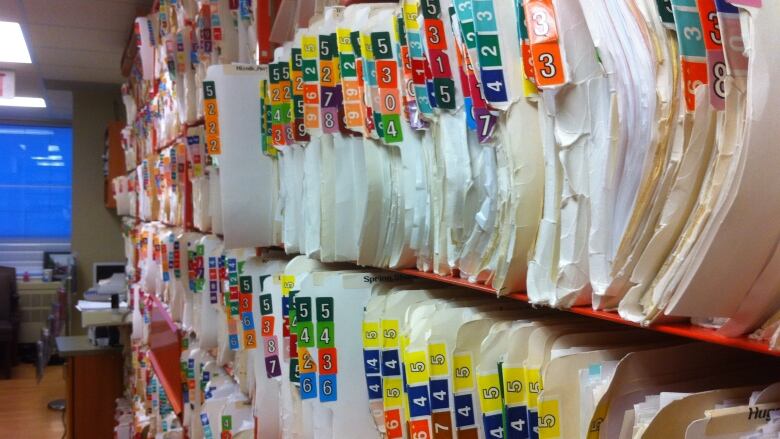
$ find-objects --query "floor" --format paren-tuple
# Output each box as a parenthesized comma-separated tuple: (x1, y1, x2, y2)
(0, 363, 66, 439)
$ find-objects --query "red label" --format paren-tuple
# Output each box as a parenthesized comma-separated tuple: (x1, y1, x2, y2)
(410, 419, 432, 439)
(318, 347, 338, 374)
(385, 409, 404, 439)
(261, 316, 275, 337)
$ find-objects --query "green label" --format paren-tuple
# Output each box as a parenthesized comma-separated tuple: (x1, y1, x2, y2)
(289, 357, 300, 383)
(319, 33, 337, 60)
(298, 322, 315, 348)
(476, 34, 502, 68)
(656, 0, 674, 25)
(295, 297, 312, 322)
(302, 59, 319, 82)
(259, 294, 273, 315)
(340, 54, 357, 77)
(433, 78, 456, 110)
(371, 32, 394, 60)
(382, 114, 404, 143)
(239, 276, 252, 293)
(203, 81, 216, 99)
(316, 297, 334, 322)
(317, 321, 335, 348)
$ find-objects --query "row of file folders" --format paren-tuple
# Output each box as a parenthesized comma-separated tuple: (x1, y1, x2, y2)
(117, 0, 780, 346)
(124, 225, 780, 439)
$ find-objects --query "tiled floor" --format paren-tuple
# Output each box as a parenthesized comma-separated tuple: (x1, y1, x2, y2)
(0, 363, 66, 439)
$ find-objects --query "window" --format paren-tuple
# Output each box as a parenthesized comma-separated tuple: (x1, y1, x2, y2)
(0, 124, 72, 276)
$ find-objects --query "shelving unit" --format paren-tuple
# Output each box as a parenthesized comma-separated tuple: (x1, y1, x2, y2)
(392, 269, 779, 357)
(129, 255, 778, 421)
(114, 3, 780, 433)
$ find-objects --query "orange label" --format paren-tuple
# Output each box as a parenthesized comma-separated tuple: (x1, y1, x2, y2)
(682, 59, 708, 112)
(525, 0, 559, 44)
(531, 41, 566, 87)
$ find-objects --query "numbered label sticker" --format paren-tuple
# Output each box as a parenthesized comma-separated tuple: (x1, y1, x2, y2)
(319, 374, 338, 402)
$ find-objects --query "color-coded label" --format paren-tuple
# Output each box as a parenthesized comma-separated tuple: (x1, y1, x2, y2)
(203, 80, 221, 154)
(538, 399, 560, 439)
(453, 354, 474, 392)
(478, 373, 503, 415)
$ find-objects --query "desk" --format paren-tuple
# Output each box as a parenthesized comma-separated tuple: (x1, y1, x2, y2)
(56, 336, 124, 439)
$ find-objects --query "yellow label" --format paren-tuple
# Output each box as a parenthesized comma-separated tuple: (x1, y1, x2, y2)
(453, 354, 474, 393)
(405, 350, 429, 385)
(522, 74, 538, 98)
(281, 275, 295, 296)
(538, 399, 561, 439)
(502, 366, 525, 406)
(400, 335, 410, 361)
(337, 29, 353, 54)
(586, 402, 608, 439)
(477, 373, 503, 414)
(362, 321, 380, 348)
(301, 36, 318, 59)
(383, 376, 404, 409)
(382, 320, 400, 349)
(403, 2, 419, 30)
(361, 34, 374, 60)
(428, 343, 448, 377)
(526, 368, 542, 409)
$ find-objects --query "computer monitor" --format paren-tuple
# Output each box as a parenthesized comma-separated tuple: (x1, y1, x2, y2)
(92, 262, 125, 285)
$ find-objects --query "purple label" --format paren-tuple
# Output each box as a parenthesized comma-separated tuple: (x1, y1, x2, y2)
(320, 86, 343, 108)
(265, 355, 282, 378)
(473, 107, 498, 143)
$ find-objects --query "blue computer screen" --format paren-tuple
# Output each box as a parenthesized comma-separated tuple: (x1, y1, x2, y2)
(0, 124, 72, 238)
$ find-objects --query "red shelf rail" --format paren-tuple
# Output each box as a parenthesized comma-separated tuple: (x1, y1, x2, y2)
(147, 294, 183, 415)
(392, 268, 779, 357)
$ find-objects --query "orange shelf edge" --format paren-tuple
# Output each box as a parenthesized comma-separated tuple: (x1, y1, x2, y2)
(147, 294, 184, 415)
(392, 268, 779, 357)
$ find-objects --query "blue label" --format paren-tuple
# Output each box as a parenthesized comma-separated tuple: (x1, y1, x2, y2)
(364, 349, 381, 374)
(366, 374, 383, 400)
(319, 374, 338, 402)
(408, 384, 432, 418)
(483, 412, 505, 438)
(465, 97, 477, 130)
(241, 311, 255, 330)
(429, 378, 450, 411)
(454, 393, 476, 427)
(527, 409, 539, 439)
(715, 0, 738, 13)
(300, 373, 318, 399)
(229, 334, 240, 350)
(479, 68, 508, 103)
(506, 405, 529, 439)
(381, 349, 401, 376)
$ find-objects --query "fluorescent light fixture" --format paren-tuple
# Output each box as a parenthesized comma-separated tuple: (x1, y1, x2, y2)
(36, 161, 64, 167)
(0, 96, 46, 108)
(0, 128, 53, 135)
(0, 21, 32, 63)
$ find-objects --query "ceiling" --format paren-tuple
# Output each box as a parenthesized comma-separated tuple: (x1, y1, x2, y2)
(0, 0, 152, 123)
